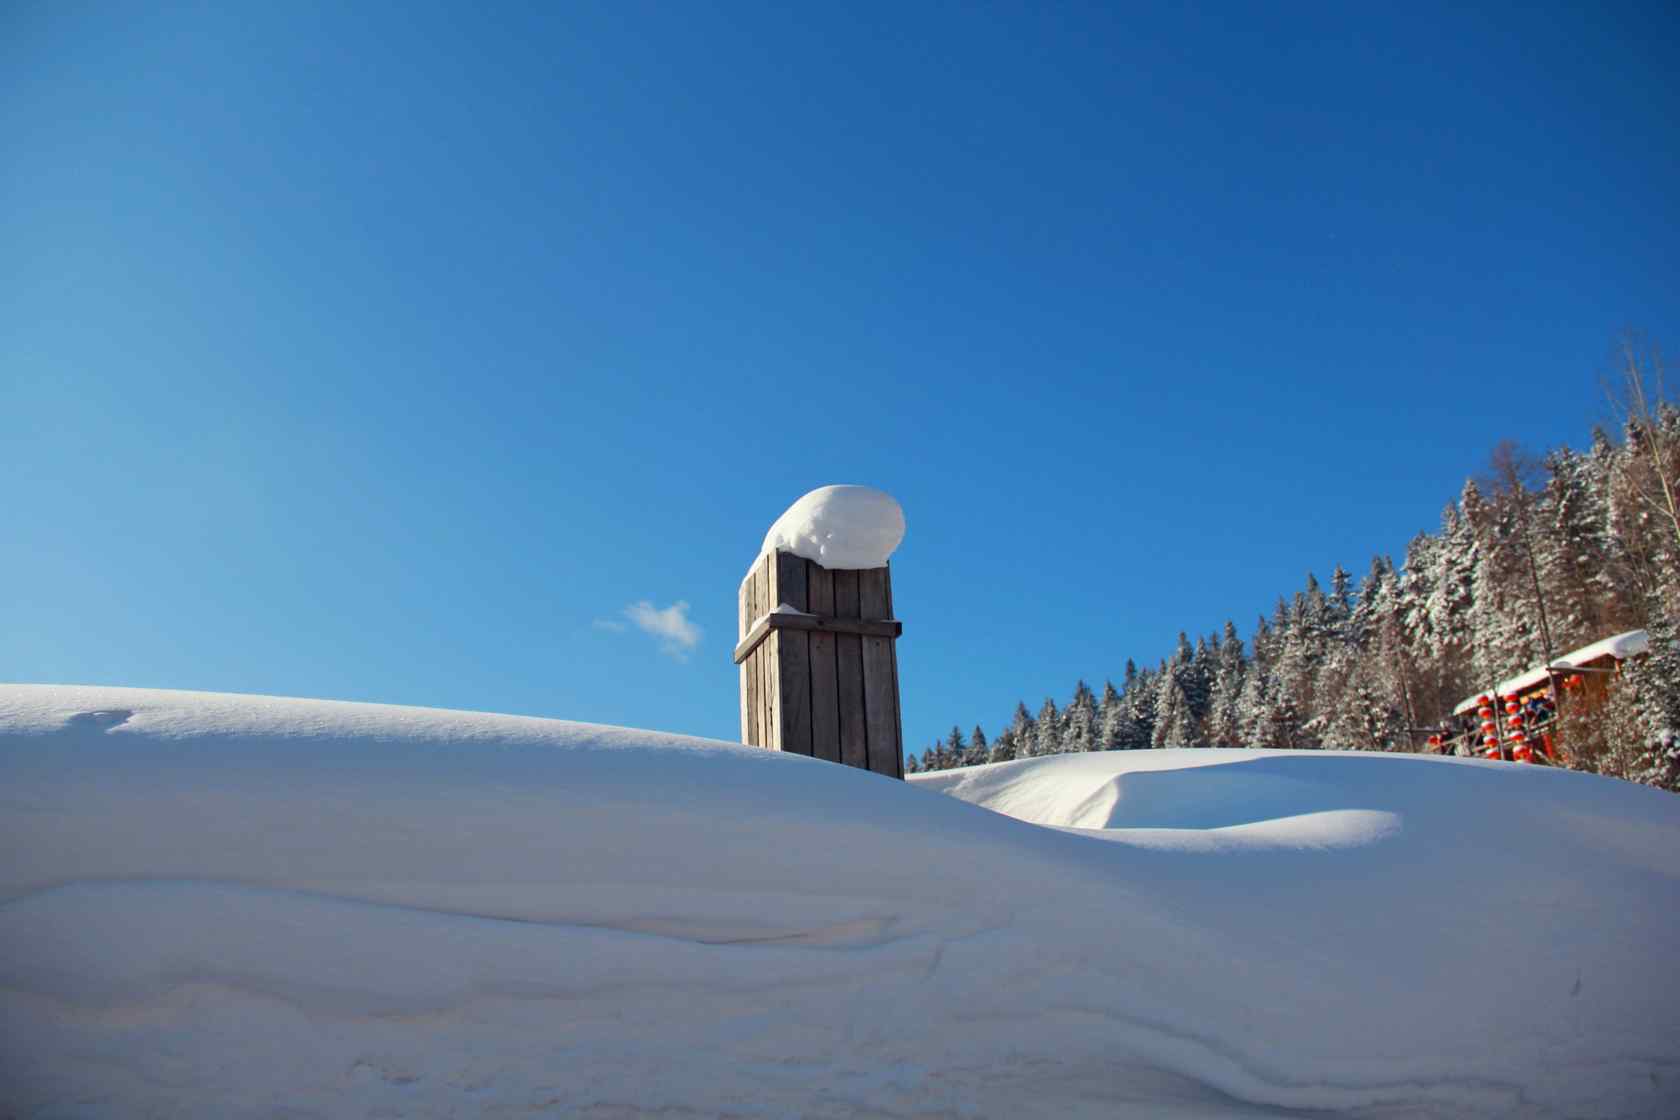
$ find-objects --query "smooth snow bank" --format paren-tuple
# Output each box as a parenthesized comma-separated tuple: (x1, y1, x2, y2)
(5, 687, 1680, 1119)
(760, 484, 905, 569)
(914, 747, 1434, 833)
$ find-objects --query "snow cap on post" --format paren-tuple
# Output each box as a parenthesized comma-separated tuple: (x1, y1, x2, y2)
(760, 485, 905, 571)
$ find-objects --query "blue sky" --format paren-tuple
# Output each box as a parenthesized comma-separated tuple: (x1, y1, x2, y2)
(4, 2, 1677, 748)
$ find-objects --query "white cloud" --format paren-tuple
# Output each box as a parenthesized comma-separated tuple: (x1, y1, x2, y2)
(620, 600, 701, 660)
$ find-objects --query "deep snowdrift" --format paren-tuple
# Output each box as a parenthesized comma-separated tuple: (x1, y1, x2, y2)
(3, 685, 1678, 1118)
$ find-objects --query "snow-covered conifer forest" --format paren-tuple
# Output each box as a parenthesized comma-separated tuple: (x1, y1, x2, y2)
(912, 350, 1680, 791)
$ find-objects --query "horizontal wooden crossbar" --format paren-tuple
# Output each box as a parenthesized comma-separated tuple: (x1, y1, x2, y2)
(732, 612, 903, 665)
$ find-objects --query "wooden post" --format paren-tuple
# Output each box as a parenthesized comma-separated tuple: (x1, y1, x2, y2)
(734, 551, 904, 778)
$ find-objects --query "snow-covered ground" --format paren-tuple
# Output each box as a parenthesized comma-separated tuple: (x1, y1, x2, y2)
(3, 685, 1678, 1118)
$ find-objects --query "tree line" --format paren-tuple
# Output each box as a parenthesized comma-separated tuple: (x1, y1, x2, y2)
(909, 340, 1680, 791)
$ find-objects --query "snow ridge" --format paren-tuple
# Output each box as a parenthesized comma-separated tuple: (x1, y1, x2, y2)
(4, 684, 1679, 1118)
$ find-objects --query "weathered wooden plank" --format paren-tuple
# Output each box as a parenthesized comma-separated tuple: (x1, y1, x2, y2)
(767, 636, 782, 749)
(806, 560, 841, 763)
(771, 550, 809, 614)
(756, 552, 772, 749)
(759, 554, 769, 748)
(754, 560, 769, 748)
(885, 561, 904, 779)
(746, 564, 761, 747)
(734, 616, 769, 666)
(775, 629, 812, 756)
(771, 552, 812, 756)
(738, 566, 751, 745)
(833, 568, 867, 770)
(887, 639, 905, 777)
(764, 549, 788, 750)
(832, 567, 860, 618)
(742, 566, 751, 746)
(732, 613, 903, 664)
(858, 566, 901, 777)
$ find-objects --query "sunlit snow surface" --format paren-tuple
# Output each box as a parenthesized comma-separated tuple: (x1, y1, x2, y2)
(3, 685, 1679, 1118)
(759, 484, 905, 570)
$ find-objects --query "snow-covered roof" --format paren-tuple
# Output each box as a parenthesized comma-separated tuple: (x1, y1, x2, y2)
(1452, 629, 1649, 714)
(1558, 628, 1651, 666)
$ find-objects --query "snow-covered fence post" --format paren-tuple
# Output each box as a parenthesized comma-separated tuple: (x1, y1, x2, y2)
(733, 487, 906, 779)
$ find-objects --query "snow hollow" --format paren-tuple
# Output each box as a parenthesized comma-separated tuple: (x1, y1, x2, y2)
(3, 684, 1678, 1118)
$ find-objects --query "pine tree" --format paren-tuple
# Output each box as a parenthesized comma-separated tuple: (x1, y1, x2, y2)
(1152, 634, 1207, 746)
(1488, 441, 1558, 662)
(1272, 580, 1334, 745)
(1347, 674, 1406, 750)
(1430, 498, 1480, 698)
(1609, 338, 1680, 586)
(1033, 698, 1062, 757)
(1463, 476, 1543, 690)
(1203, 621, 1248, 746)
(966, 725, 990, 767)
(1186, 634, 1215, 729)
(1625, 596, 1680, 790)
(1152, 673, 1197, 747)
(1008, 701, 1037, 758)
(1544, 446, 1619, 647)
(1105, 667, 1152, 749)
(1236, 615, 1275, 745)
(1118, 661, 1152, 749)
(944, 726, 967, 769)
(1263, 693, 1305, 750)
(1607, 397, 1680, 613)
(1331, 563, 1354, 618)
(1310, 633, 1358, 747)
(1395, 530, 1442, 718)
(1064, 680, 1098, 752)
(1372, 557, 1420, 734)
(1097, 679, 1123, 749)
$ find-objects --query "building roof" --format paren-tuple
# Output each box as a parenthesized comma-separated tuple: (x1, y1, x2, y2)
(1451, 629, 1650, 715)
